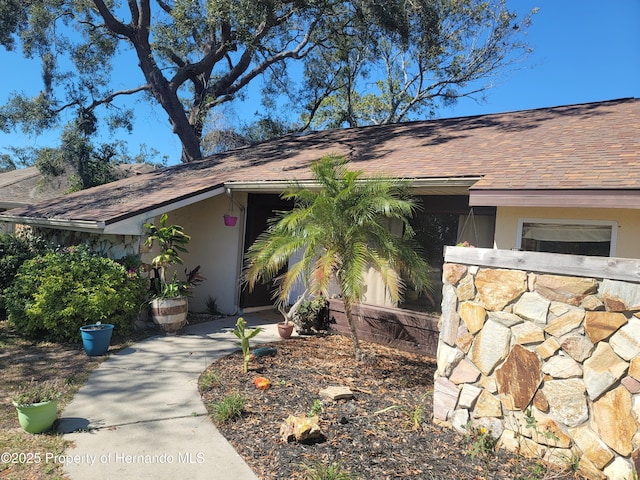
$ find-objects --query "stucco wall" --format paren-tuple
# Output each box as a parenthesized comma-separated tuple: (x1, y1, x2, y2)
(148, 193, 247, 315)
(434, 246, 640, 479)
(494, 207, 640, 259)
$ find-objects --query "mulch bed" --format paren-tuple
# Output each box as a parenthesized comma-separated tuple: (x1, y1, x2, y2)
(199, 333, 580, 479)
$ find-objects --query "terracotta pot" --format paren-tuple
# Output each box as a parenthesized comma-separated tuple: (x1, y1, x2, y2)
(277, 322, 294, 339)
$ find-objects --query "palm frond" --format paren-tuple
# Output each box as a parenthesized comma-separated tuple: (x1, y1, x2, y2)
(242, 154, 432, 359)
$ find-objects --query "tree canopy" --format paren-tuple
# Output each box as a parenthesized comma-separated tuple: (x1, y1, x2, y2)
(0, 0, 536, 162)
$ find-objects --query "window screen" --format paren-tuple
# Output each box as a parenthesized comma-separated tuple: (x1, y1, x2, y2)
(520, 221, 614, 257)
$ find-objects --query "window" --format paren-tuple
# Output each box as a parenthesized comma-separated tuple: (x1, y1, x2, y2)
(517, 219, 617, 257)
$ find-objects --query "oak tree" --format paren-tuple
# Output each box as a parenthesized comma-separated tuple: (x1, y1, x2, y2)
(0, 0, 535, 162)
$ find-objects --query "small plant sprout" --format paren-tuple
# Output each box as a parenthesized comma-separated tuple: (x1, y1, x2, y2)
(199, 369, 220, 390)
(205, 295, 221, 316)
(300, 461, 354, 480)
(465, 423, 497, 479)
(232, 317, 263, 373)
(308, 399, 322, 417)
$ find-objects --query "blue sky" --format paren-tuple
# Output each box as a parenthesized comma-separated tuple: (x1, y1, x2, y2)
(0, 0, 638, 165)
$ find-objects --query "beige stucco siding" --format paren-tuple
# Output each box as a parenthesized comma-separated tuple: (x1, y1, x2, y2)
(161, 193, 247, 315)
(494, 207, 640, 259)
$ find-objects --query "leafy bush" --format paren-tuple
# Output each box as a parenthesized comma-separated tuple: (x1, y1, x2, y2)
(0, 233, 48, 313)
(293, 296, 329, 334)
(5, 245, 148, 342)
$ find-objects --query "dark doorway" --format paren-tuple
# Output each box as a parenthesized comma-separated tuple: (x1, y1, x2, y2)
(240, 193, 293, 308)
(399, 196, 495, 313)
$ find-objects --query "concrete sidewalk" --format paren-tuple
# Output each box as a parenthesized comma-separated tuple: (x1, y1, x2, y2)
(57, 314, 282, 480)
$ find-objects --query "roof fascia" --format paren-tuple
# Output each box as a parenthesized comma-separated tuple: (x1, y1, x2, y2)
(0, 186, 227, 235)
(470, 189, 640, 209)
(224, 177, 481, 194)
(102, 186, 227, 234)
(0, 215, 106, 233)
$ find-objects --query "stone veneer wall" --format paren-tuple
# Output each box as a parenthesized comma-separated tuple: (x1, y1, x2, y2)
(434, 247, 640, 480)
(33, 227, 143, 260)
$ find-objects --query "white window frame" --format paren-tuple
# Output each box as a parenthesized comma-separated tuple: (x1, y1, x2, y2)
(516, 218, 618, 257)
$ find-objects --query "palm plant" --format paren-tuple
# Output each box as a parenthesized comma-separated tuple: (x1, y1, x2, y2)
(243, 155, 431, 360)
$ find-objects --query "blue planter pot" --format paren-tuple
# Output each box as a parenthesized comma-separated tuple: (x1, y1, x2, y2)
(80, 324, 114, 356)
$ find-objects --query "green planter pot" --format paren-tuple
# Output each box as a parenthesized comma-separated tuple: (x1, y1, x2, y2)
(80, 324, 114, 356)
(13, 400, 58, 434)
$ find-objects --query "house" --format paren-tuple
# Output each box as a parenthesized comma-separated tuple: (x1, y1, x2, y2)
(0, 163, 156, 233)
(0, 98, 638, 317)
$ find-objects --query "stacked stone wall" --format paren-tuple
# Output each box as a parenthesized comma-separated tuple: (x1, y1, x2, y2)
(33, 227, 142, 260)
(435, 250, 640, 479)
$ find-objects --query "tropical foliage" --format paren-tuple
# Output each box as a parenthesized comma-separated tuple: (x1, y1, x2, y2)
(243, 155, 431, 359)
(5, 245, 148, 342)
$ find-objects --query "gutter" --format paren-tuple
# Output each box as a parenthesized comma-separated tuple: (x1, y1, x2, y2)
(224, 176, 482, 192)
(0, 214, 106, 233)
(0, 186, 229, 235)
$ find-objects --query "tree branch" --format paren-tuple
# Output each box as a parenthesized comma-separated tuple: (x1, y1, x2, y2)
(92, 0, 132, 37)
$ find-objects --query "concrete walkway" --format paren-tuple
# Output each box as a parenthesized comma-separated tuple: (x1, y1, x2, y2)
(57, 313, 283, 480)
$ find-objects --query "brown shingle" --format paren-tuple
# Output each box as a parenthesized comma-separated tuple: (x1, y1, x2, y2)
(1, 98, 638, 225)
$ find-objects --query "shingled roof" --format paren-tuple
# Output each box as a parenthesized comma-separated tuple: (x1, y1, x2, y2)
(1, 97, 638, 230)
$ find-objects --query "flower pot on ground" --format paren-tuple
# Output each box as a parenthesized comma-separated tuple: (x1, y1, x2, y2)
(144, 213, 205, 334)
(274, 293, 311, 339)
(277, 322, 294, 339)
(12, 381, 61, 434)
(150, 296, 188, 334)
(80, 322, 114, 356)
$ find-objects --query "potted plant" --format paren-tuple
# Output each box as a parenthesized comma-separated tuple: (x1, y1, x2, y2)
(276, 293, 309, 339)
(292, 296, 328, 335)
(12, 380, 61, 433)
(144, 213, 204, 334)
(79, 321, 114, 356)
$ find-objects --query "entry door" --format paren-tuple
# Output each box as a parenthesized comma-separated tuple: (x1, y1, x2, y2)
(239, 193, 292, 308)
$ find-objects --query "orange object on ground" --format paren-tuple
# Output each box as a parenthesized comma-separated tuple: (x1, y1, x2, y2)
(254, 377, 271, 390)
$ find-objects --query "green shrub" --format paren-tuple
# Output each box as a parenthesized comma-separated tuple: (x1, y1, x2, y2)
(293, 296, 329, 334)
(5, 245, 148, 342)
(0, 233, 48, 313)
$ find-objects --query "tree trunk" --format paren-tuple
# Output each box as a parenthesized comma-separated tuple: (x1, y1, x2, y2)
(94, 0, 204, 162)
(342, 298, 365, 361)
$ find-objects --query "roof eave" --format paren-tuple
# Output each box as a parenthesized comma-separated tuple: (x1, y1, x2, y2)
(470, 189, 640, 209)
(0, 185, 229, 235)
(225, 176, 482, 194)
(0, 214, 107, 233)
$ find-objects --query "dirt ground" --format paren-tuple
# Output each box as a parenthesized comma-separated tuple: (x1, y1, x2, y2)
(199, 333, 583, 480)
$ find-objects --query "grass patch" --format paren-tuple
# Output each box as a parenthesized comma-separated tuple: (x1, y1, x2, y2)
(198, 368, 221, 390)
(301, 461, 355, 480)
(0, 318, 153, 479)
(209, 393, 245, 424)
